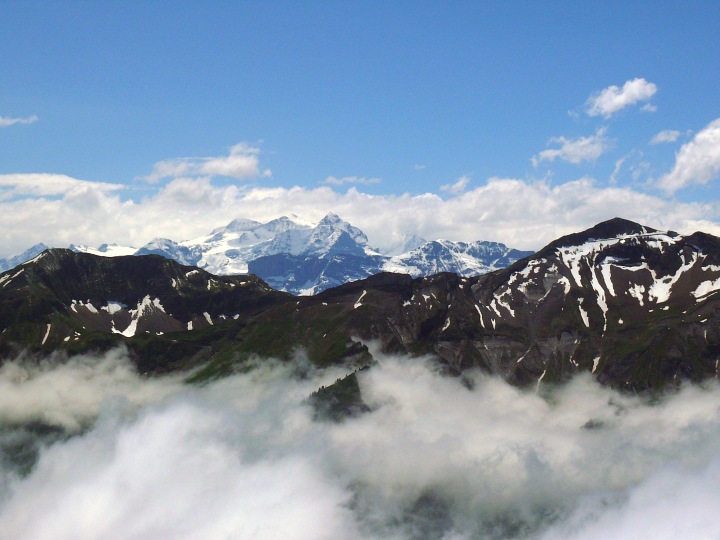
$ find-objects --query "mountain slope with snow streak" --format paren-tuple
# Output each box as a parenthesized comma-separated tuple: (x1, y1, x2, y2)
(4, 218, 720, 391)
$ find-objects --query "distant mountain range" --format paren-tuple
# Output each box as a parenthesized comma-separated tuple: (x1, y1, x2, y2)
(3, 217, 720, 395)
(0, 213, 532, 295)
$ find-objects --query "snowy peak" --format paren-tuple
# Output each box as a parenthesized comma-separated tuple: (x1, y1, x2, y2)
(1, 213, 533, 295)
(318, 212, 343, 225)
(135, 238, 201, 266)
(479, 220, 720, 349)
(0, 243, 49, 272)
(383, 239, 532, 277)
(548, 217, 659, 251)
(305, 213, 369, 255)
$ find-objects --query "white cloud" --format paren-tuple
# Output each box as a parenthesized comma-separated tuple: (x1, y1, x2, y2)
(143, 143, 268, 183)
(656, 118, 720, 193)
(0, 115, 38, 127)
(532, 127, 611, 166)
(2, 171, 720, 258)
(4, 350, 720, 538)
(0, 350, 185, 431)
(440, 175, 470, 194)
(651, 130, 683, 145)
(586, 78, 657, 118)
(322, 176, 381, 186)
(414, 164, 427, 170)
(0, 174, 123, 198)
(609, 157, 626, 185)
(641, 103, 658, 113)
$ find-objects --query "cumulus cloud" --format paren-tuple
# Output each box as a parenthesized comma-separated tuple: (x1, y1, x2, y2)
(322, 176, 382, 186)
(143, 142, 270, 183)
(532, 128, 611, 166)
(440, 175, 470, 195)
(3, 349, 720, 539)
(656, 118, 720, 193)
(651, 129, 683, 145)
(3, 171, 720, 257)
(586, 78, 657, 118)
(0, 115, 38, 128)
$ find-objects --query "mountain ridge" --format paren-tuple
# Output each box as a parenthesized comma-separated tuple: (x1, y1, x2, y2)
(2, 214, 532, 295)
(3, 217, 720, 392)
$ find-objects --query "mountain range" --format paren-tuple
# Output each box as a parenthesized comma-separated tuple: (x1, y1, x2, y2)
(0, 213, 532, 295)
(3, 217, 720, 401)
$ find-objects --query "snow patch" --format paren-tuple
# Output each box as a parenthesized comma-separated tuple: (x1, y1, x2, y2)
(354, 290, 367, 309)
(102, 301, 127, 315)
(578, 299, 590, 328)
(112, 296, 166, 337)
(441, 318, 451, 332)
(693, 278, 720, 299)
(648, 252, 698, 304)
(41, 324, 51, 345)
(628, 284, 646, 306)
(474, 305, 485, 327)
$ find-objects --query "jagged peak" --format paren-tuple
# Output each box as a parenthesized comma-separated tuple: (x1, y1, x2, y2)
(318, 212, 344, 225)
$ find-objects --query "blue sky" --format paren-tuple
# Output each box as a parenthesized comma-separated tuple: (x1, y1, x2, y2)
(1, 1, 720, 256)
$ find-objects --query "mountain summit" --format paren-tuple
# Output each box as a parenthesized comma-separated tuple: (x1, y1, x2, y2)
(5, 214, 531, 295)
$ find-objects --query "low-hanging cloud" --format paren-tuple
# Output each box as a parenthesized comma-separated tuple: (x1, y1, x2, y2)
(0, 348, 185, 431)
(2, 172, 720, 258)
(2, 348, 720, 539)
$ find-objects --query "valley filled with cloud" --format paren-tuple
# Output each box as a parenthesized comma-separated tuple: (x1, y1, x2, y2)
(2, 348, 720, 539)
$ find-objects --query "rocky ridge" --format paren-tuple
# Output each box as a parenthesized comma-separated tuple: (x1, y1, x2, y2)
(2, 218, 720, 392)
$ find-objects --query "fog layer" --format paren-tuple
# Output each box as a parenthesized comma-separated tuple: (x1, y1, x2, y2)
(1, 349, 720, 539)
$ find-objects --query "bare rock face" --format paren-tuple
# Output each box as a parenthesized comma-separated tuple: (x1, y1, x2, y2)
(3, 218, 720, 391)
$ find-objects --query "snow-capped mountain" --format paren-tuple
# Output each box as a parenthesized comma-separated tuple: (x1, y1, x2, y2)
(383, 239, 530, 277)
(2, 213, 531, 295)
(6, 217, 720, 392)
(0, 243, 49, 272)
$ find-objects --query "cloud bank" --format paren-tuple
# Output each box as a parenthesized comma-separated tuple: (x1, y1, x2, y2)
(2, 172, 720, 258)
(2, 349, 720, 539)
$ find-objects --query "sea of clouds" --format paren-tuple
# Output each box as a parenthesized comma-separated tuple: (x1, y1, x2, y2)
(1, 347, 720, 539)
